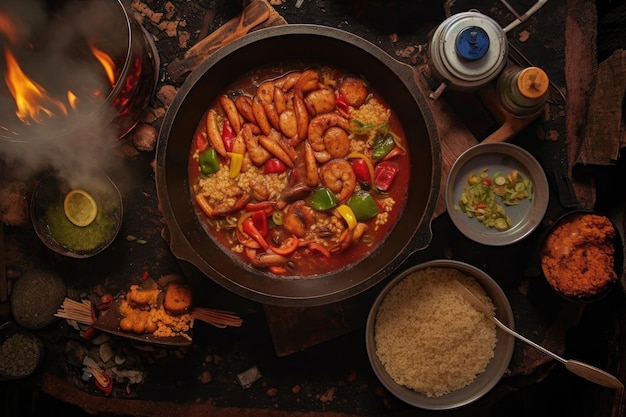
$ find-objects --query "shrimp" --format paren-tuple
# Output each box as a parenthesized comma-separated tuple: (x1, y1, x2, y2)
(231, 129, 246, 155)
(330, 222, 368, 253)
(283, 200, 317, 238)
(323, 126, 350, 159)
(245, 248, 288, 268)
(252, 96, 272, 135)
(206, 110, 227, 157)
(308, 113, 351, 153)
(319, 159, 356, 202)
(273, 71, 302, 91)
(305, 87, 336, 115)
(279, 109, 298, 138)
(255, 81, 281, 131)
(242, 123, 271, 166)
(303, 141, 320, 187)
(274, 87, 289, 114)
(258, 132, 296, 168)
(219, 95, 242, 134)
(338, 76, 369, 107)
(293, 70, 320, 143)
(235, 95, 256, 123)
(257, 81, 275, 103)
(195, 192, 252, 218)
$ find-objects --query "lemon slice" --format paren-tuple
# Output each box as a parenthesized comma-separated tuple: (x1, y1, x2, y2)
(64, 189, 98, 227)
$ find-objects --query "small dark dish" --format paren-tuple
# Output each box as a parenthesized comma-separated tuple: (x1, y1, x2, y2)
(365, 259, 515, 410)
(0, 321, 43, 381)
(31, 169, 123, 258)
(539, 210, 624, 303)
(446, 142, 549, 246)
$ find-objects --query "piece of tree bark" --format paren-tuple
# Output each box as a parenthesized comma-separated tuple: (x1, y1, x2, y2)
(577, 49, 626, 166)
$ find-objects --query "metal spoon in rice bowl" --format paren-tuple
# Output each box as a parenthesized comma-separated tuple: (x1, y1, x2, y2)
(453, 279, 623, 389)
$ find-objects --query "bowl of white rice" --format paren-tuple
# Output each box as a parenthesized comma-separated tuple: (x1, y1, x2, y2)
(366, 259, 515, 410)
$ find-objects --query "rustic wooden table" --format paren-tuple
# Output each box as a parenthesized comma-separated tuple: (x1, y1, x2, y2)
(2, 0, 624, 416)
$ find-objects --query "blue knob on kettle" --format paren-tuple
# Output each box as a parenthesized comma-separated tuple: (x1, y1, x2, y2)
(455, 26, 489, 61)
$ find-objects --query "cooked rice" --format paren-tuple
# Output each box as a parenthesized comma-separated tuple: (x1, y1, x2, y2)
(195, 164, 288, 207)
(374, 267, 497, 397)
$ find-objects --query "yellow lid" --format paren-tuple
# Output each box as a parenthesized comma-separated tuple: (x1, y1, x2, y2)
(516, 67, 549, 99)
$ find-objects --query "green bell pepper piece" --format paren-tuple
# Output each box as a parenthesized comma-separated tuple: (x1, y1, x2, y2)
(372, 132, 395, 160)
(347, 190, 379, 221)
(309, 187, 338, 211)
(199, 147, 220, 176)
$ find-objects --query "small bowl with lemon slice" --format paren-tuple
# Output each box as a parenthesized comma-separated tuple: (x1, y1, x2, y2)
(31, 169, 123, 258)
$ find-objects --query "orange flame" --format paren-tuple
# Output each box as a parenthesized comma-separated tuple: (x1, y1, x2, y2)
(67, 90, 79, 109)
(3, 47, 68, 124)
(88, 40, 116, 86)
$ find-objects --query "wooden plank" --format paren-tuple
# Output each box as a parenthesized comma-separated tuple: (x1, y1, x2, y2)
(577, 49, 626, 165)
(166, 0, 287, 82)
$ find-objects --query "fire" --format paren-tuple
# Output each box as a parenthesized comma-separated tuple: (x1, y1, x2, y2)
(2, 39, 117, 125)
(88, 40, 117, 87)
(3, 47, 68, 124)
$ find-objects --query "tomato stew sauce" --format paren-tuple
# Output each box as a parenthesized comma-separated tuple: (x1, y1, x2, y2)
(189, 63, 410, 276)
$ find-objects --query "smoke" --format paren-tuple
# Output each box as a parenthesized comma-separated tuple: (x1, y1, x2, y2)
(0, 0, 134, 184)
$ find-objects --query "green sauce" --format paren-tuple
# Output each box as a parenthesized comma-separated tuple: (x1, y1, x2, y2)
(45, 189, 120, 253)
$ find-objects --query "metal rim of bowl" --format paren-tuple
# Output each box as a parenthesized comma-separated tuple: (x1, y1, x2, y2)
(30, 169, 123, 258)
(365, 259, 515, 410)
(445, 142, 550, 246)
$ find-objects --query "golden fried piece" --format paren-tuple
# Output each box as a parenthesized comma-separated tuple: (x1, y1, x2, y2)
(127, 284, 160, 307)
(163, 282, 193, 314)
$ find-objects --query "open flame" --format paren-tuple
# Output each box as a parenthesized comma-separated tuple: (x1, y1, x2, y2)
(1, 12, 118, 126)
(4, 47, 70, 124)
(88, 40, 116, 86)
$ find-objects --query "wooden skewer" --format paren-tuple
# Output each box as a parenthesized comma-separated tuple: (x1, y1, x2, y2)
(55, 298, 94, 325)
(191, 307, 243, 329)
(56, 296, 243, 331)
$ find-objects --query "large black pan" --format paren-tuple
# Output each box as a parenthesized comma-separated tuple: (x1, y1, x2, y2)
(155, 24, 441, 307)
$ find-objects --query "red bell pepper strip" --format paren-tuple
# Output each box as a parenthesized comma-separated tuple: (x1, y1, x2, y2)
(92, 368, 113, 396)
(308, 242, 330, 258)
(97, 294, 113, 311)
(81, 326, 99, 340)
(243, 218, 269, 250)
(269, 266, 288, 275)
(269, 235, 299, 256)
(236, 228, 261, 249)
(264, 158, 287, 174)
(335, 94, 350, 117)
(251, 210, 269, 237)
(195, 129, 208, 152)
(221, 119, 235, 152)
(383, 146, 405, 161)
(374, 161, 400, 192)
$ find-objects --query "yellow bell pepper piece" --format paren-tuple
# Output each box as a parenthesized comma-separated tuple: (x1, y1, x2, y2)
(336, 204, 357, 230)
(227, 152, 243, 178)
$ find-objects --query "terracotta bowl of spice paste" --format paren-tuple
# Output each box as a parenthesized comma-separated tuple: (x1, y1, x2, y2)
(31, 169, 123, 258)
(539, 210, 624, 303)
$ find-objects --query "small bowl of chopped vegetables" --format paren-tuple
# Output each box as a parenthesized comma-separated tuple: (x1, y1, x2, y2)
(445, 142, 549, 246)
